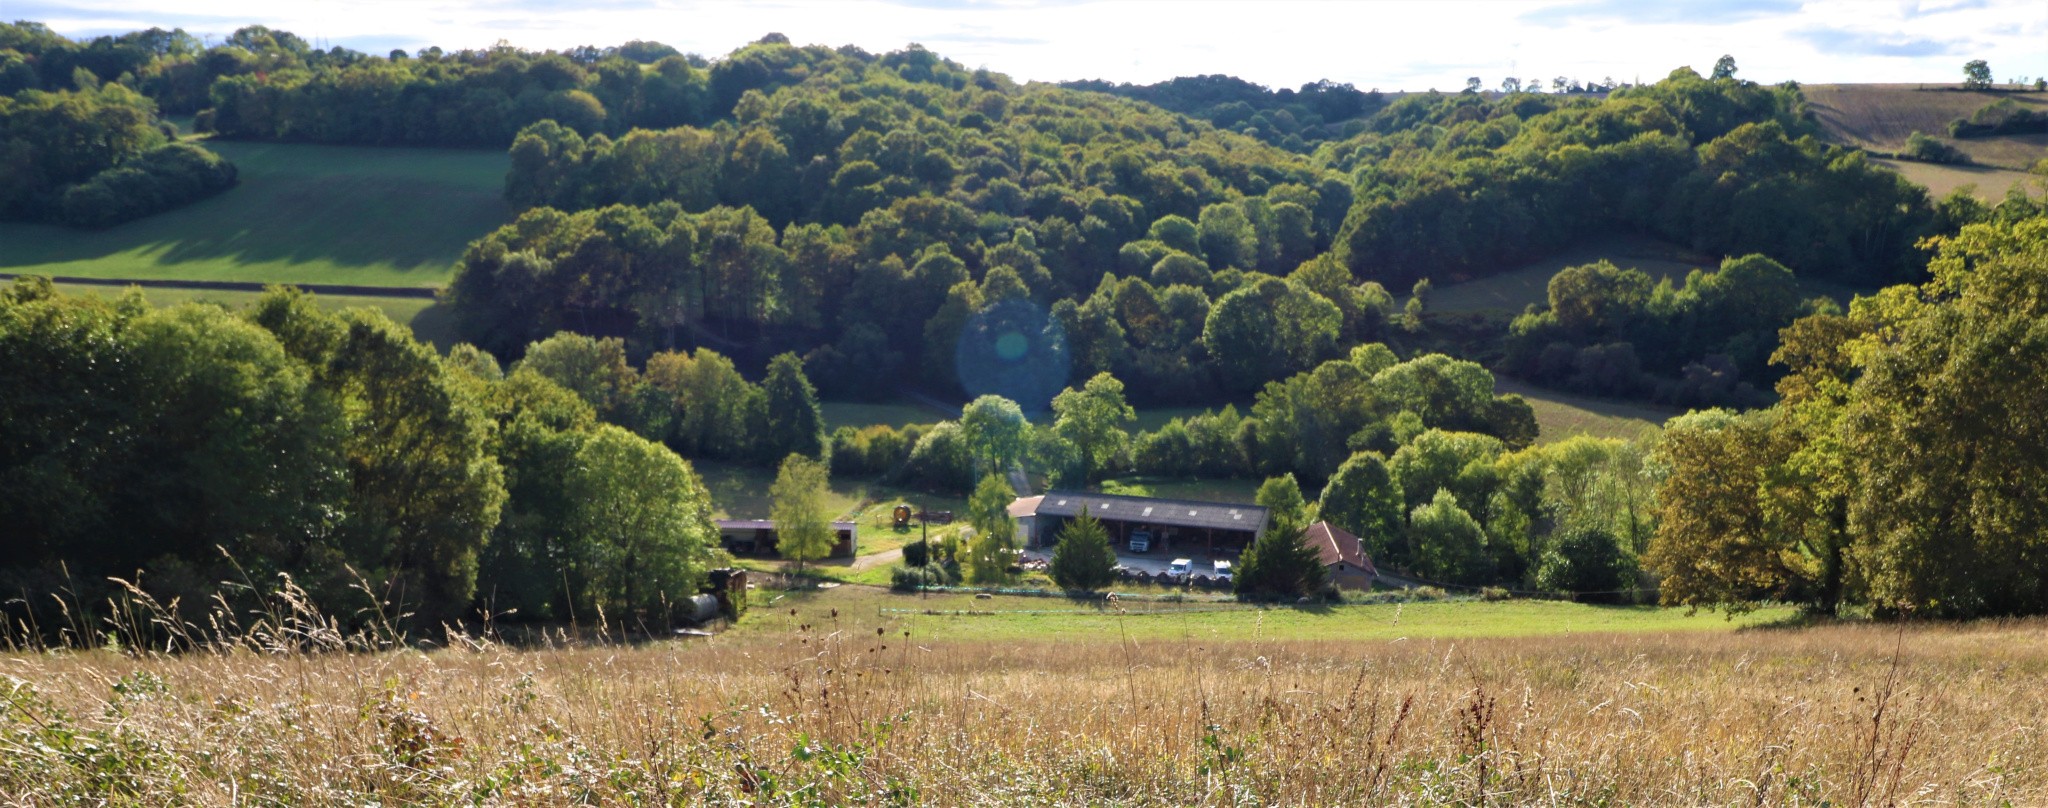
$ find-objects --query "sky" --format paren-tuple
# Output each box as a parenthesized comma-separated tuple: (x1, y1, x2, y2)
(18, 0, 2048, 91)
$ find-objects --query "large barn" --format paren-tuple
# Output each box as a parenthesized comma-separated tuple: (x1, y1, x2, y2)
(716, 519, 859, 559)
(1019, 490, 1269, 558)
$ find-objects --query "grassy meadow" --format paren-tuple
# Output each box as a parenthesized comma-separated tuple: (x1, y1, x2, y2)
(1495, 376, 1671, 443)
(0, 141, 508, 288)
(1874, 157, 2041, 201)
(1427, 234, 1717, 314)
(5, 581, 2043, 804)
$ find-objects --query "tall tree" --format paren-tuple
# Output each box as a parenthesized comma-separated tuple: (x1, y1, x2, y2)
(1051, 372, 1135, 482)
(1233, 521, 1329, 601)
(1963, 59, 1992, 89)
(964, 473, 1018, 584)
(769, 453, 834, 575)
(1846, 218, 2048, 617)
(1711, 55, 1738, 80)
(569, 424, 719, 617)
(1317, 452, 1403, 561)
(761, 351, 827, 462)
(1256, 473, 1310, 534)
(960, 394, 1028, 478)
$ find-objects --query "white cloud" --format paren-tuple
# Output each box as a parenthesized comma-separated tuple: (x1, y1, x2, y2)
(29, 0, 2048, 89)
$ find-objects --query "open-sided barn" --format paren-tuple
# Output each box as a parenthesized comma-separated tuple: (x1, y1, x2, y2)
(1020, 490, 1269, 558)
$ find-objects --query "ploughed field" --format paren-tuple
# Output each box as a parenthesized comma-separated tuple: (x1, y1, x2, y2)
(5, 585, 2043, 805)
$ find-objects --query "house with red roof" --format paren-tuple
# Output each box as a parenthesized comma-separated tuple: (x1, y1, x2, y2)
(1305, 521, 1378, 590)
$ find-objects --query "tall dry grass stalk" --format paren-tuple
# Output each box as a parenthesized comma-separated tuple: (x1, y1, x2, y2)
(3, 580, 2045, 805)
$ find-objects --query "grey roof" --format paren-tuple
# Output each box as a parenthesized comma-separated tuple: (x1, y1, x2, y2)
(1033, 490, 1269, 533)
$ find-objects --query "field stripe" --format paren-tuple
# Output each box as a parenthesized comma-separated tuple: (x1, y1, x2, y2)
(1, 272, 439, 299)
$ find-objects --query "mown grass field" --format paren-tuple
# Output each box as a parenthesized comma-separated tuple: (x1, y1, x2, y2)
(1495, 376, 1672, 443)
(49, 281, 460, 349)
(7, 580, 2043, 804)
(1428, 234, 1717, 314)
(819, 400, 945, 431)
(0, 141, 508, 288)
(1875, 157, 2041, 200)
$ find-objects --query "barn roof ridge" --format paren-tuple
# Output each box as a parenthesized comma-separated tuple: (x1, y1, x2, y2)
(1031, 489, 1270, 533)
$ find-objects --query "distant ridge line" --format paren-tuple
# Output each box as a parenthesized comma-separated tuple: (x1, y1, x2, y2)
(0, 273, 440, 299)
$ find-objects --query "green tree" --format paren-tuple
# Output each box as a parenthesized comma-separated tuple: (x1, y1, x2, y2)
(1963, 59, 1992, 89)
(769, 453, 835, 575)
(1256, 473, 1310, 534)
(1642, 409, 1797, 613)
(1233, 521, 1329, 601)
(761, 351, 827, 462)
(518, 332, 638, 422)
(1051, 372, 1135, 482)
(1407, 489, 1489, 584)
(1845, 218, 2048, 617)
(1711, 55, 1738, 80)
(1534, 524, 1629, 597)
(964, 473, 1018, 584)
(1317, 452, 1403, 561)
(570, 424, 718, 617)
(1203, 276, 1341, 392)
(960, 394, 1028, 477)
(1047, 506, 1117, 591)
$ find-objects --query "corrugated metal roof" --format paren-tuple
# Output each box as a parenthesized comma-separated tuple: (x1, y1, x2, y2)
(1032, 490, 1269, 533)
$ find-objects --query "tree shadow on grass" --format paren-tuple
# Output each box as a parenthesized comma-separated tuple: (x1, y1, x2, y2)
(0, 143, 509, 281)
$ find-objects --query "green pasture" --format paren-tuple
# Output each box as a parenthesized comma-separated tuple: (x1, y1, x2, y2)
(1495, 377, 1673, 443)
(819, 400, 945, 431)
(0, 141, 509, 288)
(731, 585, 1796, 643)
(1427, 235, 1717, 314)
(50, 281, 460, 350)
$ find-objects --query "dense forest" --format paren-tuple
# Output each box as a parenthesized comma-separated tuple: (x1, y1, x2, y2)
(6, 21, 2048, 624)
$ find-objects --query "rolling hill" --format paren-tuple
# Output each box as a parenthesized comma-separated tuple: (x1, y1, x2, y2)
(1804, 83, 2045, 199)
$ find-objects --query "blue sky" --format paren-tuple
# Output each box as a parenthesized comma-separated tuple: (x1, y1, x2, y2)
(20, 0, 2048, 90)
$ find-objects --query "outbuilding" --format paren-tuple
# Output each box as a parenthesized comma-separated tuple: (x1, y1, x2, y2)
(716, 519, 859, 559)
(1018, 490, 1269, 558)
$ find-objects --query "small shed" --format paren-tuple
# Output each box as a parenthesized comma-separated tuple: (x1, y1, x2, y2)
(716, 519, 859, 559)
(1305, 521, 1378, 590)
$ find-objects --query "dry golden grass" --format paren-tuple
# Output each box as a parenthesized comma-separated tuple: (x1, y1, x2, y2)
(6, 582, 2048, 806)
(1873, 158, 2042, 202)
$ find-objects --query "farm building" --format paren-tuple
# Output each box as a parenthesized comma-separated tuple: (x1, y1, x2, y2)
(1019, 490, 1269, 557)
(716, 519, 858, 559)
(1305, 521, 1378, 589)
(1008, 495, 1043, 545)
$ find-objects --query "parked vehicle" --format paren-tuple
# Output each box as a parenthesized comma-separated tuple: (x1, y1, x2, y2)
(1212, 560, 1233, 582)
(1128, 530, 1152, 553)
(1168, 558, 1193, 578)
